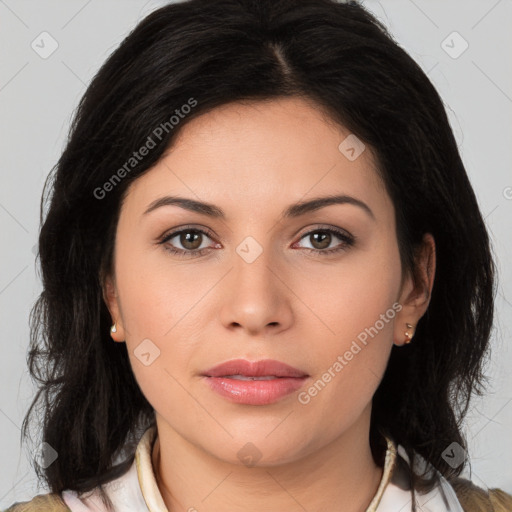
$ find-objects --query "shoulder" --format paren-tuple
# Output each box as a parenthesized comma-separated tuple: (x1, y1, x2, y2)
(449, 476, 512, 512)
(3, 492, 71, 512)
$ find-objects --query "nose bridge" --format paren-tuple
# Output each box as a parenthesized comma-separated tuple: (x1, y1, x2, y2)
(232, 233, 278, 297)
(218, 231, 292, 333)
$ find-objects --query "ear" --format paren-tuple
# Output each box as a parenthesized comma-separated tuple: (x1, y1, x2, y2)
(102, 273, 126, 343)
(394, 233, 436, 346)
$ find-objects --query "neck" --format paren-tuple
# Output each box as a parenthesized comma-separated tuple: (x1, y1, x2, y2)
(152, 408, 383, 512)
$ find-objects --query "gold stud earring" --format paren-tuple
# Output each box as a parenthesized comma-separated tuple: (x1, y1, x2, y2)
(404, 323, 414, 344)
(111, 323, 117, 334)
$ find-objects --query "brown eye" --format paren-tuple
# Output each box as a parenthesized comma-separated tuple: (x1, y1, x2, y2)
(159, 227, 216, 258)
(178, 230, 204, 250)
(309, 231, 332, 250)
(295, 227, 355, 255)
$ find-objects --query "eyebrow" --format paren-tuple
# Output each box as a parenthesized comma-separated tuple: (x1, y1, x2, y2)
(143, 194, 375, 221)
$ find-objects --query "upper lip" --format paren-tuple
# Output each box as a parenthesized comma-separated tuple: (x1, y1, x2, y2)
(203, 359, 308, 378)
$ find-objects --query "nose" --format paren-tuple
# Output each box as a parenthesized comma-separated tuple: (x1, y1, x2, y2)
(217, 247, 294, 337)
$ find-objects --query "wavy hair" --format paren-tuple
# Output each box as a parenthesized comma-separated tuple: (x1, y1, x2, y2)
(22, 0, 495, 510)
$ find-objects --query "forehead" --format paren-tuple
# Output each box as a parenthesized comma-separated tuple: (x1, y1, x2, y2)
(122, 97, 392, 224)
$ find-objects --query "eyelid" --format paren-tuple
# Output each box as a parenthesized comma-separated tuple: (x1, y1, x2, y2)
(158, 224, 216, 243)
(295, 223, 353, 240)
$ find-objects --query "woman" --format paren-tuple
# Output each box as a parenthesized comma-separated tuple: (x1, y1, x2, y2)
(5, 0, 512, 511)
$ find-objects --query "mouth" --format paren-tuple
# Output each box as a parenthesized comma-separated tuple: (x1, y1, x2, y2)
(203, 358, 308, 378)
(202, 359, 309, 405)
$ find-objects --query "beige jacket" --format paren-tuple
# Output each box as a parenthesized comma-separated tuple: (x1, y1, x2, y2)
(5, 483, 512, 512)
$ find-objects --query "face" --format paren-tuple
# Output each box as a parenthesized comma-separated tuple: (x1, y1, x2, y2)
(104, 97, 430, 466)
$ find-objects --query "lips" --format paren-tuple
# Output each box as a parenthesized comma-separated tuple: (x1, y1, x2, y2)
(203, 359, 308, 378)
(202, 359, 309, 405)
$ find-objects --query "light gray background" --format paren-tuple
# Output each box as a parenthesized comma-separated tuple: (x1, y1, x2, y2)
(1, 0, 511, 507)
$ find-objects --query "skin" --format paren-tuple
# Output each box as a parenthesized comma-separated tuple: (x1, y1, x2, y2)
(103, 96, 436, 512)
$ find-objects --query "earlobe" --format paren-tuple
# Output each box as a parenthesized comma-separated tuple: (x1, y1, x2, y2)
(393, 322, 416, 347)
(102, 275, 125, 343)
(110, 322, 124, 343)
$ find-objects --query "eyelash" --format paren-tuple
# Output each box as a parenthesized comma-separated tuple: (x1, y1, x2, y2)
(158, 225, 355, 259)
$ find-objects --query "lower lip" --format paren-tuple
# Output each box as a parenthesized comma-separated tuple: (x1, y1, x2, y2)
(203, 376, 308, 405)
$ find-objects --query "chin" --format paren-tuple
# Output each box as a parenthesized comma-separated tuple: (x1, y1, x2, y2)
(198, 429, 316, 468)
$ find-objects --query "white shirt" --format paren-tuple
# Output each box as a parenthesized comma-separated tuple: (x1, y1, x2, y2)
(61, 425, 464, 512)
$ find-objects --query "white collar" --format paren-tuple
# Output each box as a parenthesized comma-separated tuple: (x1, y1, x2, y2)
(61, 425, 463, 512)
(376, 442, 464, 512)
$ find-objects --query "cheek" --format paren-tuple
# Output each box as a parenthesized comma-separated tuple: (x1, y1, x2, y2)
(295, 235, 402, 347)
(295, 239, 401, 414)
(114, 232, 186, 337)
(113, 238, 200, 394)
(116, 256, 200, 420)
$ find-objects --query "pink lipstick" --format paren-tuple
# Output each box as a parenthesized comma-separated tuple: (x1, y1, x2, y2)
(202, 359, 309, 405)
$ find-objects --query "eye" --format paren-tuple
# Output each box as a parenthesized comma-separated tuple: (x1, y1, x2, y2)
(159, 226, 218, 258)
(294, 227, 355, 255)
